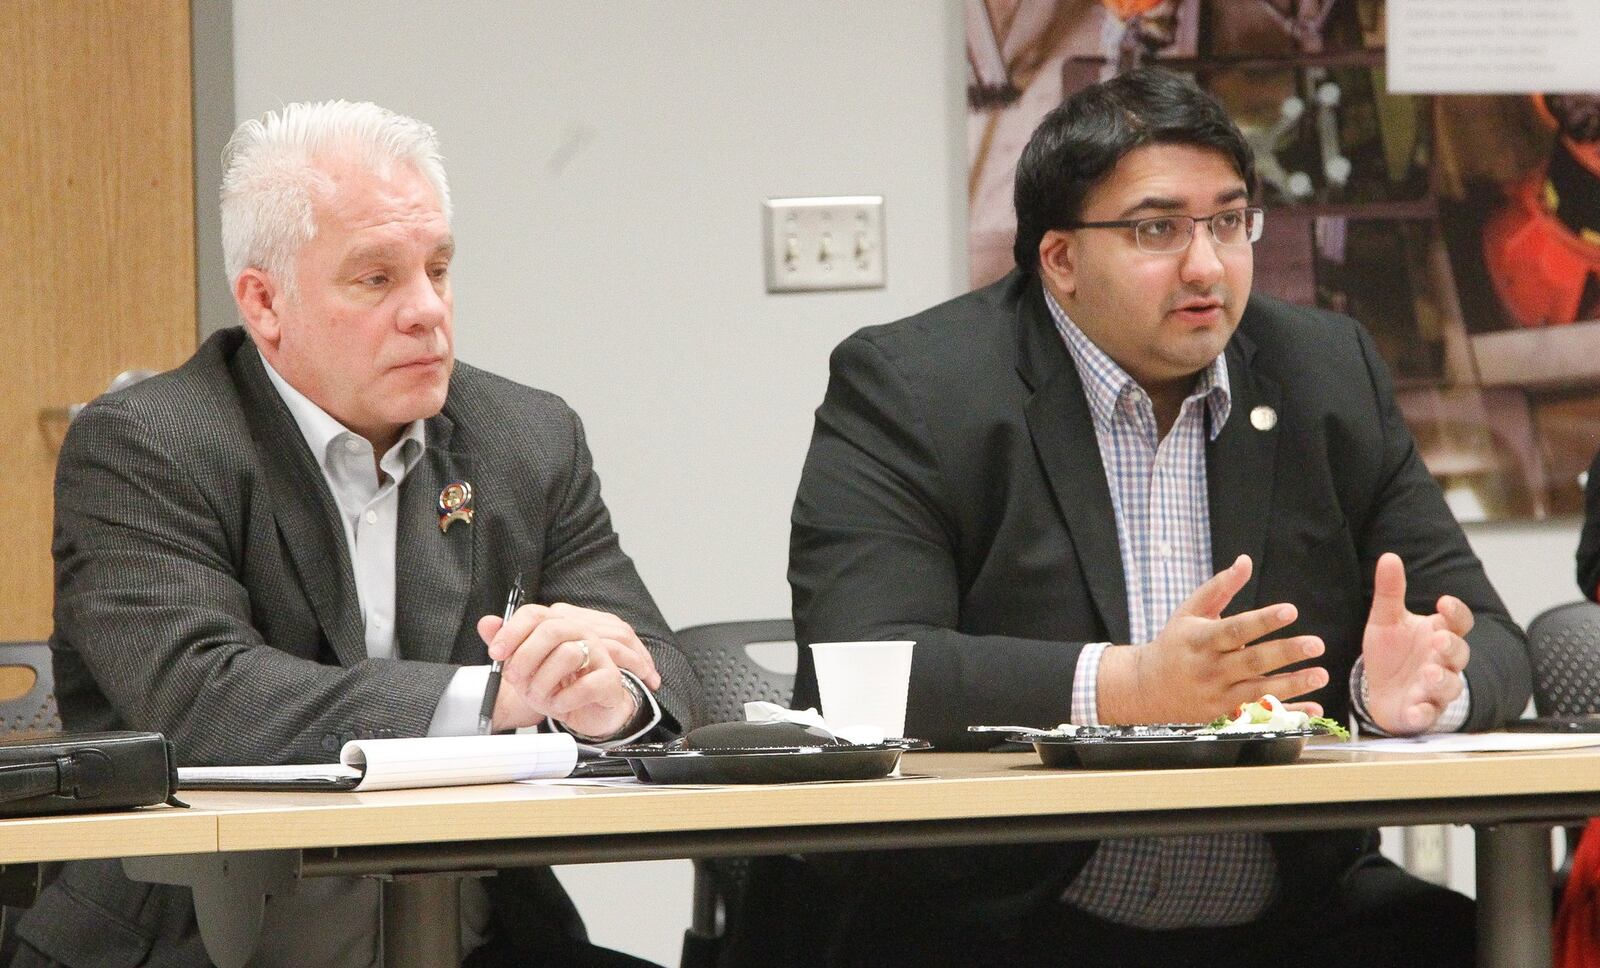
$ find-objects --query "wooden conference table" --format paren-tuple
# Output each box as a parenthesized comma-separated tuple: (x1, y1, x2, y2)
(3, 746, 1596, 968)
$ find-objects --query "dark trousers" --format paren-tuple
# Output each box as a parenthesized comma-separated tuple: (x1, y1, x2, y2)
(737, 853, 1475, 968)
(4, 862, 665, 968)
(10, 934, 662, 968)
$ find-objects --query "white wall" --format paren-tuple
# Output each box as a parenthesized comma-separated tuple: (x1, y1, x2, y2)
(229, 0, 1584, 958)
(1467, 518, 1582, 628)
(231, 2, 965, 963)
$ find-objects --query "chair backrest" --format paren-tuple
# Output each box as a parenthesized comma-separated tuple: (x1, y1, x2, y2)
(0, 641, 62, 737)
(674, 620, 796, 725)
(1527, 600, 1600, 717)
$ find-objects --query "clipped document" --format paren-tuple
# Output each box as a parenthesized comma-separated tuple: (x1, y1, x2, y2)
(176, 733, 579, 791)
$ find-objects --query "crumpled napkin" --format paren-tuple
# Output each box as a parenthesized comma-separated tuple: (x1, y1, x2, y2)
(743, 701, 887, 746)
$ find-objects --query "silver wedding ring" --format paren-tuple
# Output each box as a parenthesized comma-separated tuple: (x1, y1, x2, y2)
(573, 639, 591, 672)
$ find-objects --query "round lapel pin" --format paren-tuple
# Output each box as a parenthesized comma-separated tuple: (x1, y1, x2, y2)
(1250, 405, 1277, 431)
(438, 480, 474, 533)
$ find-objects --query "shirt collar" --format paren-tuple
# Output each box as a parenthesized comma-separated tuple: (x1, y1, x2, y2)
(1041, 285, 1231, 440)
(260, 355, 427, 474)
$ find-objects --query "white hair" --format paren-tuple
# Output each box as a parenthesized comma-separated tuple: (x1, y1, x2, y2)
(219, 100, 452, 299)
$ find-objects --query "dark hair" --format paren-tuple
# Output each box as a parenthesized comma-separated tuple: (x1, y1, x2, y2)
(1012, 67, 1257, 273)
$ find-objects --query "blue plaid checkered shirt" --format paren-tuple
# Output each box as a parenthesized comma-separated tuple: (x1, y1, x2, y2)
(1045, 290, 1279, 929)
(1044, 290, 1469, 929)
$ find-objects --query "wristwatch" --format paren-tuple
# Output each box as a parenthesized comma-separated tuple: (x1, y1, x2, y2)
(566, 672, 648, 743)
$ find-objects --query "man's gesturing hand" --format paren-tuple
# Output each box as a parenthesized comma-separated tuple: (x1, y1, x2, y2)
(1098, 555, 1328, 725)
(1360, 552, 1471, 735)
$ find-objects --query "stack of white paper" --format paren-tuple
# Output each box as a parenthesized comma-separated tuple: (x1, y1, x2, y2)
(177, 733, 579, 791)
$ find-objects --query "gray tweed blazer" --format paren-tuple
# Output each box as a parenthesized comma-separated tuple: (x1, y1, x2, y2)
(10, 327, 702, 966)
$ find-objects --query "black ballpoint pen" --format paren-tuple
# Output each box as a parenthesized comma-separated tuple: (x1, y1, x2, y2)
(478, 572, 525, 734)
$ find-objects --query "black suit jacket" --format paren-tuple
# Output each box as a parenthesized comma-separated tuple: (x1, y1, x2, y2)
(11, 328, 702, 967)
(770, 271, 1530, 956)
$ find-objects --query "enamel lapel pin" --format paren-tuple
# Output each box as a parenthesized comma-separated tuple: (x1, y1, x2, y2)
(438, 480, 474, 533)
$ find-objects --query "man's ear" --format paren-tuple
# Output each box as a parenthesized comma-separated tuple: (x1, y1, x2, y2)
(1037, 229, 1078, 298)
(234, 269, 283, 350)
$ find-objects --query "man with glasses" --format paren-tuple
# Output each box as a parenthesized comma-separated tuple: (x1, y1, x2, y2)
(763, 68, 1530, 968)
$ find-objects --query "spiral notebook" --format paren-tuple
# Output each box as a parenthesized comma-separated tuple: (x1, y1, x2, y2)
(176, 733, 579, 792)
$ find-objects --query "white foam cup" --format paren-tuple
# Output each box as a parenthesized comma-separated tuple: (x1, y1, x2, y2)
(808, 640, 915, 739)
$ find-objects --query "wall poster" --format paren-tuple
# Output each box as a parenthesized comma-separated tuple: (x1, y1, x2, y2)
(967, 0, 1600, 522)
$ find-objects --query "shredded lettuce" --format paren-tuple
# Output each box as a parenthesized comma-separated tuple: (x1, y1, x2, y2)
(1307, 716, 1351, 740)
(1205, 697, 1350, 738)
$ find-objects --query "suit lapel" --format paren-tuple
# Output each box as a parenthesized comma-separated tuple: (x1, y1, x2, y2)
(1015, 279, 1131, 644)
(394, 410, 477, 664)
(1207, 326, 1280, 616)
(234, 344, 369, 668)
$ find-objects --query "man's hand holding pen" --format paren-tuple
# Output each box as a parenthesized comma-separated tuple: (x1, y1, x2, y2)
(477, 602, 662, 737)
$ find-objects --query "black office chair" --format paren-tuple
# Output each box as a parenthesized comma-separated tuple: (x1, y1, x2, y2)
(0, 642, 60, 738)
(673, 620, 796, 968)
(1526, 600, 1600, 887)
(1528, 601, 1600, 720)
(0, 642, 59, 946)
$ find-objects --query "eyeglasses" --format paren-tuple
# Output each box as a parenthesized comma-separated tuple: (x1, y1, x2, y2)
(1063, 207, 1265, 254)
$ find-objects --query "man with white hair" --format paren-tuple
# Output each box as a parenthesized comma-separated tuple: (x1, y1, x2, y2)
(7, 100, 698, 967)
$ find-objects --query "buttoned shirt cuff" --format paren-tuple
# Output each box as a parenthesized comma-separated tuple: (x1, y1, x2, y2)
(1348, 655, 1471, 736)
(549, 671, 663, 749)
(1071, 643, 1112, 726)
(427, 665, 493, 737)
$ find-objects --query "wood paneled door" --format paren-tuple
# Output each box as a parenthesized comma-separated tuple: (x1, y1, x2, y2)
(1, 2, 198, 639)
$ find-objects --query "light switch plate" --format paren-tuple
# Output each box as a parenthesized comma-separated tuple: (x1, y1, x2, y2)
(763, 195, 885, 293)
